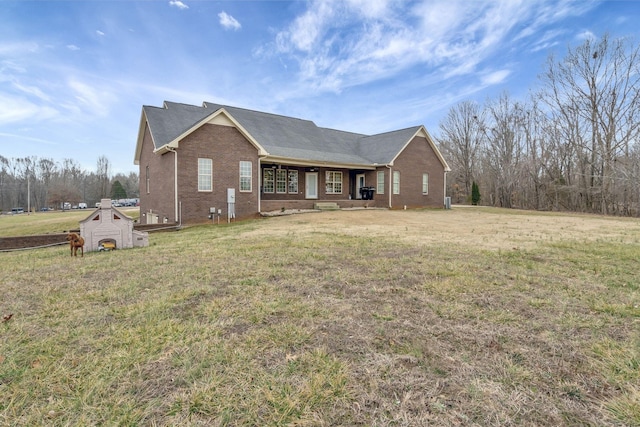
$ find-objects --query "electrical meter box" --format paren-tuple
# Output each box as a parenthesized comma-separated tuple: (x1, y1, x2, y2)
(227, 188, 236, 203)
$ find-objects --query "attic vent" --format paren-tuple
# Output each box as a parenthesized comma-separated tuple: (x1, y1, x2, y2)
(113, 214, 121, 220)
(93, 215, 100, 221)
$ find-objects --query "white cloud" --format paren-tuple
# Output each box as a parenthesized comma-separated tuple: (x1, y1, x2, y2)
(12, 81, 51, 102)
(346, 0, 393, 19)
(96, 30, 105, 36)
(0, 41, 39, 56)
(169, 1, 188, 10)
(266, 0, 598, 96)
(67, 79, 116, 117)
(481, 69, 512, 86)
(0, 94, 57, 125)
(67, 44, 80, 51)
(218, 11, 241, 31)
(529, 29, 565, 52)
(576, 30, 596, 41)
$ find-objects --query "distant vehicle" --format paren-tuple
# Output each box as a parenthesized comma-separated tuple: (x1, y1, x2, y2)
(95, 202, 101, 208)
(40, 207, 53, 212)
(78, 203, 87, 209)
(63, 202, 71, 210)
(11, 207, 24, 214)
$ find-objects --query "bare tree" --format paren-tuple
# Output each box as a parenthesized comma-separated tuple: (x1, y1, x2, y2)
(438, 101, 486, 203)
(482, 93, 526, 208)
(96, 155, 111, 199)
(540, 33, 640, 214)
(0, 154, 139, 212)
(0, 156, 9, 211)
(34, 158, 56, 209)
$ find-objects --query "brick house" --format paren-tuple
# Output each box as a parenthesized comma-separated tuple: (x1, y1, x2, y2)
(133, 101, 450, 225)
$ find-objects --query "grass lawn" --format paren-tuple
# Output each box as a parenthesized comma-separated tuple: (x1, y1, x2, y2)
(1, 207, 638, 426)
(0, 208, 140, 237)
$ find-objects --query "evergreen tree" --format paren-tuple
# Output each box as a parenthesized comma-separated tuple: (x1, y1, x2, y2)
(110, 180, 127, 200)
(471, 181, 481, 205)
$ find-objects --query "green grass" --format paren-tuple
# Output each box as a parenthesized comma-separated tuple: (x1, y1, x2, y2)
(0, 208, 139, 237)
(1, 209, 639, 425)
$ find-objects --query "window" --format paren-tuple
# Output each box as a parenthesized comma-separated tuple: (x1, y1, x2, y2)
(239, 161, 252, 192)
(393, 171, 400, 194)
(263, 168, 274, 193)
(276, 169, 287, 193)
(376, 171, 385, 195)
(422, 173, 429, 195)
(325, 171, 342, 194)
(288, 170, 298, 193)
(145, 166, 150, 194)
(198, 158, 212, 192)
(263, 167, 299, 194)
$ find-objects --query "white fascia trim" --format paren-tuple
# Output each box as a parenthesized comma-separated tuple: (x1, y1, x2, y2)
(134, 109, 152, 165)
(210, 108, 269, 156)
(154, 108, 270, 157)
(389, 126, 451, 172)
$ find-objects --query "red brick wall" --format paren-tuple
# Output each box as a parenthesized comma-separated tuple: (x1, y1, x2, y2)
(177, 124, 259, 223)
(259, 166, 383, 211)
(260, 165, 306, 202)
(139, 124, 176, 223)
(365, 169, 387, 207)
(390, 136, 445, 209)
(140, 120, 446, 223)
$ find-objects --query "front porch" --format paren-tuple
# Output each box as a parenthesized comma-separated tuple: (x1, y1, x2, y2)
(260, 198, 382, 213)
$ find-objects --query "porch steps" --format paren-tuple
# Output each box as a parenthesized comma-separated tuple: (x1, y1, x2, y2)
(314, 202, 340, 211)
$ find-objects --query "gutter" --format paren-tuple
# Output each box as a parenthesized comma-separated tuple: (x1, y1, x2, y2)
(264, 155, 376, 170)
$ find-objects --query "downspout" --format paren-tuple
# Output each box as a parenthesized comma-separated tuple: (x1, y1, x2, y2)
(257, 157, 261, 213)
(166, 147, 179, 223)
(386, 165, 393, 208)
(443, 170, 448, 207)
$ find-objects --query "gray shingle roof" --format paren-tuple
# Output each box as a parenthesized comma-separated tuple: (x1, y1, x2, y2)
(143, 101, 425, 166)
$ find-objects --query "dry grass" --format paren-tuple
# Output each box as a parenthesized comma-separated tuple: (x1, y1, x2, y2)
(1, 207, 638, 426)
(0, 208, 139, 237)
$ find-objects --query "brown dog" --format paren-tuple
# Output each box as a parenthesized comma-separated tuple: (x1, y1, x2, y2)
(66, 233, 85, 257)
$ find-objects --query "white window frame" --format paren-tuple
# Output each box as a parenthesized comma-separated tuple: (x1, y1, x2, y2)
(239, 161, 252, 192)
(288, 170, 299, 194)
(325, 171, 343, 194)
(393, 171, 400, 195)
(376, 171, 385, 195)
(263, 168, 274, 193)
(276, 169, 287, 193)
(198, 158, 213, 192)
(422, 173, 429, 195)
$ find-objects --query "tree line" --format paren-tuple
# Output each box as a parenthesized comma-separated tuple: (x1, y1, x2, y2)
(438, 33, 640, 216)
(0, 154, 139, 213)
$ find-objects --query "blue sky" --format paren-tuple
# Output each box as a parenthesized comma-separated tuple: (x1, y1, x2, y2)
(1, 0, 639, 174)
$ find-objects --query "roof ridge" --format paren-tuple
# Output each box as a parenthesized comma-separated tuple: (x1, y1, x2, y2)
(362, 125, 422, 138)
(162, 100, 208, 110)
(204, 102, 317, 125)
(319, 126, 367, 137)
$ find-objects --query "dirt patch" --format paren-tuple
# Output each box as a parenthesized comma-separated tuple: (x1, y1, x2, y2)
(247, 207, 640, 250)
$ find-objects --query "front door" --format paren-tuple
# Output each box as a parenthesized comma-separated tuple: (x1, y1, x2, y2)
(305, 172, 318, 199)
(356, 174, 365, 199)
